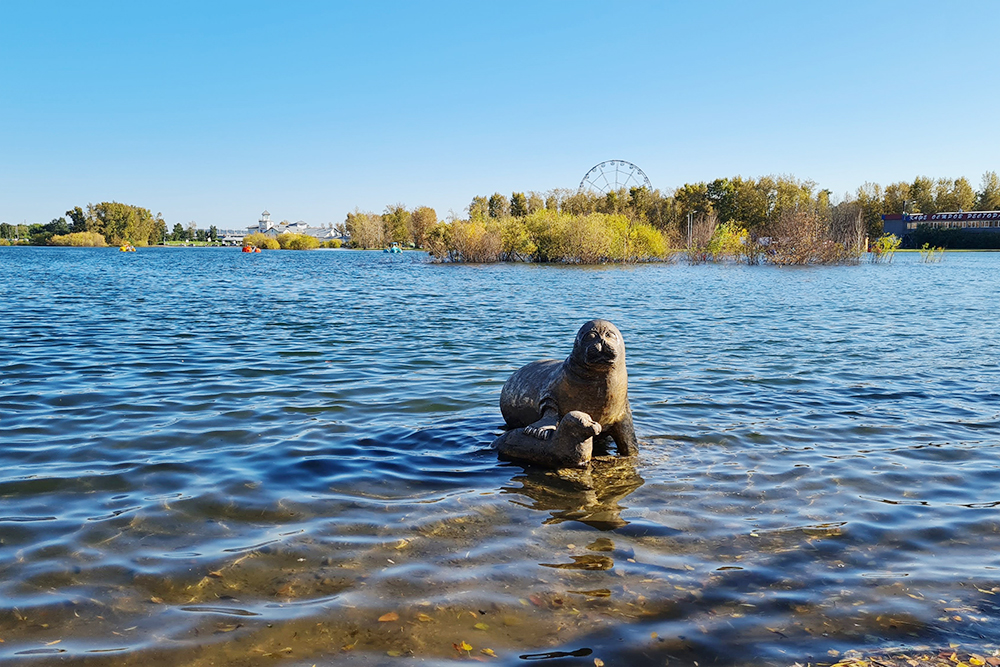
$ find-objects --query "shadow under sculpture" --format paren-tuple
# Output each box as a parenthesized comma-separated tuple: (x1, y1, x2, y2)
(492, 319, 638, 468)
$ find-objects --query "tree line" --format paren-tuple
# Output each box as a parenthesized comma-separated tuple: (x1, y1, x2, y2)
(4, 172, 997, 255)
(168, 222, 220, 243)
(343, 204, 438, 249)
(0, 202, 168, 246)
(416, 171, 1000, 262)
(0, 202, 231, 247)
(460, 171, 1000, 239)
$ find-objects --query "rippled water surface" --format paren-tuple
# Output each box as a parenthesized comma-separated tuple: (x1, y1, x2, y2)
(2, 246, 1000, 666)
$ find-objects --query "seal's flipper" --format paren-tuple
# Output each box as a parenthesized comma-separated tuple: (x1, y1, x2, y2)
(606, 402, 638, 457)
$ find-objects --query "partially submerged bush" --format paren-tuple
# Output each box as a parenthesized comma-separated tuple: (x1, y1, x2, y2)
(869, 233, 901, 263)
(765, 212, 862, 266)
(243, 232, 280, 250)
(48, 231, 108, 247)
(428, 210, 672, 264)
(277, 233, 320, 250)
(630, 221, 671, 260)
(449, 219, 503, 262)
(919, 243, 945, 263)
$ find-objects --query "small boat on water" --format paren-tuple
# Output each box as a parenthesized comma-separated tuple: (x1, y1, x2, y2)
(119, 243, 136, 252)
(384, 242, 402, 254)
(242, 245, 261, 253)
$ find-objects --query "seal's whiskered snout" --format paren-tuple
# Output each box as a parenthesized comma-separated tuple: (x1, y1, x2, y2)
(585, 342, 616, 365)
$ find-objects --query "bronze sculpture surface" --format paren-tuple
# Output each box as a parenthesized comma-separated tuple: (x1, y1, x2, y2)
(493, 319, 638, 468)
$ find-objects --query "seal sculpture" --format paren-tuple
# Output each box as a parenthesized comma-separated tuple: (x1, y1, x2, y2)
(492, 319, 638, 468)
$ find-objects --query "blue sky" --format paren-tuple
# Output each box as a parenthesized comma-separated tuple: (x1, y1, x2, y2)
(1, 1, 997, 229)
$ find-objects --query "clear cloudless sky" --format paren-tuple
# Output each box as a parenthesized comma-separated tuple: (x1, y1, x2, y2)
(1, 0, 997, 229)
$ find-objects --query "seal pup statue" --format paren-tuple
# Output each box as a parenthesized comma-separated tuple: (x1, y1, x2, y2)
(492, 319, 638, 468)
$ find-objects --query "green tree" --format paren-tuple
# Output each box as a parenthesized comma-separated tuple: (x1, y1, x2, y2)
(646, 190, 680, 232)
(0, 222, 13, 239)
(815, 188, 832, 226)
(855, 182, 886, 240)
(883, 182, 911, 214)
(674, 182, 712, 220)
(382, 203, 412, 245)
(706, 178, 737, 222)
(410, 206, 437, 247)
(171, 223, 185, 241)
(909, 176, 936, 213)
(345, 209, 386, 248)
(66, 206, 92, 233)
(510, 192, 528, 218)
(468, 196, 489, 221)
(153, 218, 167, 244)
(770, 176, 816, 222)
(561, 190, 600, 215)
(976, 171, 1000, 210)
(527, 192, 545, 214)
(628, 186, 652, 222)
(599, 189, 623, 215)
(934, 177, 975, 212)
(46, 217, 70, 236)
(67, 202, 160, 245)
(208, 225, 218, 242)
(488, 193, 509, 219)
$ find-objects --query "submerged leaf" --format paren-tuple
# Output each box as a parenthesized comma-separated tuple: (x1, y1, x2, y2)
(569, 588, 611, 598)
(378, 612, 400, 622)
(539, 555, 613, 571)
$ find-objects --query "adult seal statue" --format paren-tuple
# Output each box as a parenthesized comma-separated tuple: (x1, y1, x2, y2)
(492, 319, 638, 468)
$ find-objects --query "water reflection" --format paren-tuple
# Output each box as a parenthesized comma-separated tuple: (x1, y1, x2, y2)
(500, 456, 644, 530)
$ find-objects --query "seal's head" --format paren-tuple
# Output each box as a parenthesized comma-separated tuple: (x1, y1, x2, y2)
(571, 319, 625, 372)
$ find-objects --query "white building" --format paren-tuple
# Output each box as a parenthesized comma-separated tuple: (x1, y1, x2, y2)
(250, 210, 274, 234)
(246, 210, 347, 243)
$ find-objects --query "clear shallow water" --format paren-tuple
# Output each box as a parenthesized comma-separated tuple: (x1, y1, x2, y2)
(1, 246, 999, 666)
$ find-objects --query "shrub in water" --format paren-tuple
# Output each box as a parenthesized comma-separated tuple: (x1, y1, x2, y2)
(869, 233, 901, 263)
(449, 220, 502, 262)
(48, 231, 108, 247)
(243, 232, 280, 250)
(277, 233, 320, 250)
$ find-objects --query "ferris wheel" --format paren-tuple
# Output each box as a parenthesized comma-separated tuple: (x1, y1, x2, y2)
(579, 160, 652, 194)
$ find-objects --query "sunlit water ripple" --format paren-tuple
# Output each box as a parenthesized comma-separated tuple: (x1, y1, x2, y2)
(1, 246, 999, 666)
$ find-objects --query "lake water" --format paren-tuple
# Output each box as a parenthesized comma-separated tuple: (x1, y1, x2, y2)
(1, 246, 999, 666)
